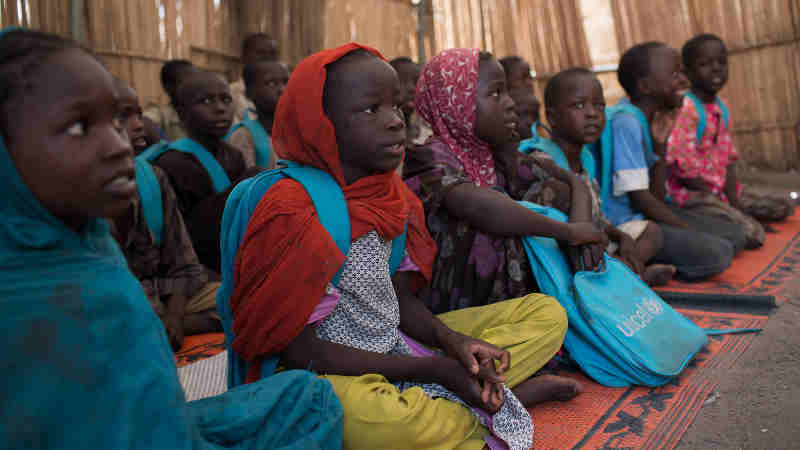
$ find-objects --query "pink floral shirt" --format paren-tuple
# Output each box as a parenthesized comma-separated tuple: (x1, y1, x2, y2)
(666, 96, 740, 206)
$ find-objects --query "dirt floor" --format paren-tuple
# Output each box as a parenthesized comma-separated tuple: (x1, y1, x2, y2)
(678, 181, 800, 450)
(677, 276, 800, 450)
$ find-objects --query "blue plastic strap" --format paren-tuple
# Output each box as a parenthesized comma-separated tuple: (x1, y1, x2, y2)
(225, 119, 272, 167)
(279, 167, 351, 285)
(134, 159, 164, 247)
(388, 225, 407, 275)
(139, 138, 232, 193)
(686, 91, 730, 147)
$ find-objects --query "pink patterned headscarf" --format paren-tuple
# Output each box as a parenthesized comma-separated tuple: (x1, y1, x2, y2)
(415, 48, 497, 187)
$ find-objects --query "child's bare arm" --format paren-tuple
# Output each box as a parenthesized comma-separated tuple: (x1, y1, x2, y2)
(723, 164, 742, 209)
(282, 324, 502, 412)
(393, 271, 510, 376)
(443, 184, 606, 246)
(649, 160, 669, 201)
(630, 190, 689, 228)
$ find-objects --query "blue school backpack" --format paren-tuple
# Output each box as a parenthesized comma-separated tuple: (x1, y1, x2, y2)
(518, 201, 759, 387)
(133, 158, 165, 247)
(224, 118, 272, 167)
(685, 92, 730, 146)
(138, 138, 232, 193)
(217, 162, 408, 388)
(517, 122, 598, 181)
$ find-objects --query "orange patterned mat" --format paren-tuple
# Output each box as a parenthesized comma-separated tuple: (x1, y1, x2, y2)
(175, 332, 225, 368)
(530, 309, 766, 450)
(655, 210, 800, 303)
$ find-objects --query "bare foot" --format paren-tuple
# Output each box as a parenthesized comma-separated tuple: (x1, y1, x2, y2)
(511, 374, 584, 407)
(643, 264, 676, 287)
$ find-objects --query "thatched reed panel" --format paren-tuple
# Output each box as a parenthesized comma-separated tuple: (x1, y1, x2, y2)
(611, 0, 695, 51)
(0, 0, 70, 35)
(322, 0, 419, 60)
(430, 0, 590, 76)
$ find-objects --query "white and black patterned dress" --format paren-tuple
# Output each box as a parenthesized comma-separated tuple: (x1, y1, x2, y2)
(315, 231, 533, 450)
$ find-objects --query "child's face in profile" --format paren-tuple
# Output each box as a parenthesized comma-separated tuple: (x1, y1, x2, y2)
(643, 46, 687, 110)
(176, 73, 234, 140)
(393, 61, 421, 119)
(475, 58, 519, 148)
(325, 54, 406, 184)
(547, 74, 606, 145)
(117, 85, 149, 154)
(686, 39, 728, 97)
(7, 49, 135, 228)
(509, 87, 540, 140)
(247, 62, 289, 117)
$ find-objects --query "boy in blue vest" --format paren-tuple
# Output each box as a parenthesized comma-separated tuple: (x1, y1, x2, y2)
(113, 79, 221, 350)
(227, 60, 288, 169)
(607, 42, 746, 280)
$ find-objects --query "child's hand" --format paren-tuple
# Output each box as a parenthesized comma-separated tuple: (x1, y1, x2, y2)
(650, 109, 680, 148)
(440, 331, 510, 378)
(436, 357, 504, 413)
(163, 312, 185, 351)
(566, 222, 609, 247)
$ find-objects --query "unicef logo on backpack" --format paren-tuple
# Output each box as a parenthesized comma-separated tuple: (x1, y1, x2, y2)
(616, 296, 665, 338)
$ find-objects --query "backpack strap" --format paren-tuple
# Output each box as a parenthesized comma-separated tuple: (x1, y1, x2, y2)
(134, 159, 164, 247)
(218, 164, 410, 385)
(225, 119, 272, 167)
(139, 138, 232, 193)
(685, 91, 707, 146)
(388, 224, 408, 275)
(686, 92, 731, 147)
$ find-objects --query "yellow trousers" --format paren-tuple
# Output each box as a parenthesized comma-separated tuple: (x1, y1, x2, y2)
(322, 293, 567, 450)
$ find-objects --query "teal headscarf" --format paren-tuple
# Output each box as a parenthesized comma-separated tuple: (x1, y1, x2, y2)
(0, 27, 342, 450)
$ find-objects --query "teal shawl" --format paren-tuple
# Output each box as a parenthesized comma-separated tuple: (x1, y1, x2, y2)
(0, 28, 342, 448)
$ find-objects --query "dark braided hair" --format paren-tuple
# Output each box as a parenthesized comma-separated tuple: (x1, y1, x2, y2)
(617, 41, 666, 98)
(0, 29, 78, 141)
(682, 33, 725, 68)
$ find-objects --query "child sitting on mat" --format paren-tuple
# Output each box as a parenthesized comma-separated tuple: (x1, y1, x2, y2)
(542, 68, 675, 286)
(666, 34, 793, 242)
(0, 27, 342, 449)
(112, 78, 222, 350)
(606, 42, 747, 280)
(227, 43, 582, 450)
(403, 49, 607, 314)
(150, 69, 250, 273)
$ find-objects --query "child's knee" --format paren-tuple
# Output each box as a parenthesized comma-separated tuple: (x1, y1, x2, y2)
(520, 294, 568, 335)
(640, 221, 664, 250)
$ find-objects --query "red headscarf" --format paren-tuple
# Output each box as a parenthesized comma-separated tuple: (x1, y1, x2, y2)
(229, 43, 437, 382)
(415, 48, 498, 187)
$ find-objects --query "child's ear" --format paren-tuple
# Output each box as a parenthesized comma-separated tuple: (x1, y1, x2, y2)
(174, 101, 188, 124)
(637, 76, 651, 97)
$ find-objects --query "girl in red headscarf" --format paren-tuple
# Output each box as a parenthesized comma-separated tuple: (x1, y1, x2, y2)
(228, 44, 579, 450)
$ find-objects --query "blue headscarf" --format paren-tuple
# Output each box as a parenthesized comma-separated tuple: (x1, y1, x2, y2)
(0, 27, 342, 450)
